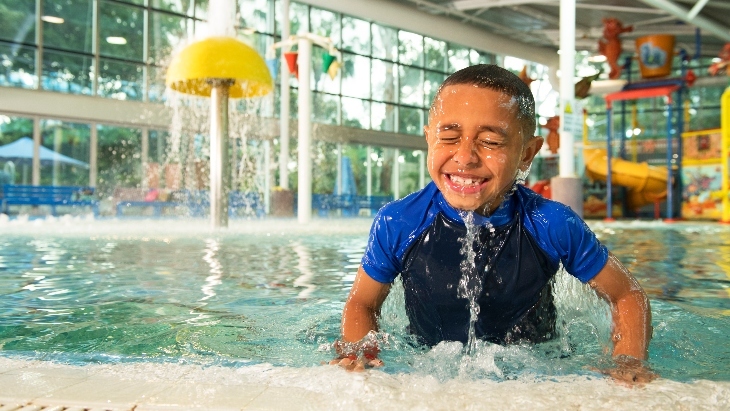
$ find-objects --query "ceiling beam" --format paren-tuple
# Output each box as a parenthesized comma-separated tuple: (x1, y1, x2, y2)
(574, 3, 668, 14)
(298, 0, 559, 66)
(688, 0, 711, 20)
(636, 0, 730, 42)
(451, 0, 554, 11)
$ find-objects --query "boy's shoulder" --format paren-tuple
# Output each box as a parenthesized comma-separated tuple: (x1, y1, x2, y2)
(515, 185, 581, 223)
(377, 182, 440, 217)
(373, 183, 448, 239)
(363, 183, 445, 282)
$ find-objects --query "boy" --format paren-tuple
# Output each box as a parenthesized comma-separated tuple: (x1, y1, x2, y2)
(332, 65, 654, 383)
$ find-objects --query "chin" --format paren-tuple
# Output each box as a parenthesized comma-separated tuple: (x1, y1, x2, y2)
(442, 193, 489, 213)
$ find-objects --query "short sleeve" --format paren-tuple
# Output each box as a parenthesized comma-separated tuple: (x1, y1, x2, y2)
(360, 209, 401, 283)
(547, 204, 609, 282)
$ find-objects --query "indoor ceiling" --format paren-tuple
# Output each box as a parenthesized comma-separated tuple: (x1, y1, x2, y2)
(387, 0, 730, 59)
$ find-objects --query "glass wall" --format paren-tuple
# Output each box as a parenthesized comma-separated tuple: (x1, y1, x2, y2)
(1, 0, 496, 126)
(0, 0, 203, 101)
(0, 0, 542, 202)
(39, 120, 91, 186)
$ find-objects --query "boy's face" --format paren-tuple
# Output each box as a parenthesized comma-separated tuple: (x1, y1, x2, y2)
(424, 84, 543, 215)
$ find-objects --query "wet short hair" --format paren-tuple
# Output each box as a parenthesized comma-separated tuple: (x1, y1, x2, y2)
(430, 64, 537, 139)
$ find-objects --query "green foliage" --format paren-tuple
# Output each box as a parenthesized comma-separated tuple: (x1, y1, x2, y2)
(0, 116, 33, 145)
(0, 0, 35, 44)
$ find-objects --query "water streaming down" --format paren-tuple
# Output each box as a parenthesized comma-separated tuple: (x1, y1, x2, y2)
(457, 211, 487, 354)
(164, 92, 271, 201)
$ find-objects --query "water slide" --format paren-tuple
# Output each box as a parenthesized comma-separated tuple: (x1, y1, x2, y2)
(583, 148, 668, 209)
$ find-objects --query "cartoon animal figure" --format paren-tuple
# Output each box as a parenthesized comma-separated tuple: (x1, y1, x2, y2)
(598, 18, 633, 79)
(574, 70, 602, 99)
(542, 116, 560, 154)
(518, 66, 534, 87)
(708, 43, 730, 76)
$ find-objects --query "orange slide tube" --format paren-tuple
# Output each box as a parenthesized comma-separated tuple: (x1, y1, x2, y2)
(583, 148, 668, 209)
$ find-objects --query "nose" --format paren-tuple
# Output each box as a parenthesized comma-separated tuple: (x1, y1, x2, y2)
(452, 137, 478, 166)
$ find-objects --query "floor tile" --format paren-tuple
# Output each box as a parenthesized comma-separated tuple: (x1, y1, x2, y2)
(244, 387, 324, 411)
(0, 373, 85, 400)
(137, 382, 265, 410)
(40, 377, 166, 406)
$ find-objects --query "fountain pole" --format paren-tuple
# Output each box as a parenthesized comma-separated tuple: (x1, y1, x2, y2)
(209, 79, 234, 229)
(297, 37, 313, 224)
(166, 36, 272, 229)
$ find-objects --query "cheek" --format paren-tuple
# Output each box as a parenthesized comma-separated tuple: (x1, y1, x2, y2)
(427, 146, 453, 165)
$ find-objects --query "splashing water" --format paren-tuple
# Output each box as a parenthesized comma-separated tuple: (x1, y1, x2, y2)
(206, 0, 237, 38)
(515, 164, 531, 186)
(457, 211, 493, 354)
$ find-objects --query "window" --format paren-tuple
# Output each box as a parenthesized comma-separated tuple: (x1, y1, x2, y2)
(40, 120, 91, 186)
(42, 0, 93, 54)
(99, 1, 144, 62)
(42, 49, 93, 95)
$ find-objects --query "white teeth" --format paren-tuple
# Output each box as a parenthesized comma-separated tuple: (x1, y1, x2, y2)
(450, 175, 484, 186)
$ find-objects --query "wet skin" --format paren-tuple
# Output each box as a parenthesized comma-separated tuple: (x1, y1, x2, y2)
(424, 84, 543, 215)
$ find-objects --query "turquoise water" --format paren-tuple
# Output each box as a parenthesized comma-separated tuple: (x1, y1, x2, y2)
(0, 220, 728, 383)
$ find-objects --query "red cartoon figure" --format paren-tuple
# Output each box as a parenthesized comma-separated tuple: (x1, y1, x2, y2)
(543, 116, 560, 154)
(598, 18, 633, 79)
(708, 43, 730, 76)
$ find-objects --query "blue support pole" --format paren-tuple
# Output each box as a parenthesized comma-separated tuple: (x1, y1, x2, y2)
(620, 100, 627, 159)
(606, 106, 614, 220)
(666, 101, 674, 220)
(676, 86, 684, 215)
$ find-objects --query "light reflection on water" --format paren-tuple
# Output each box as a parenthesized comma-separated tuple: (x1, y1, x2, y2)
(0, 220, 727, 384)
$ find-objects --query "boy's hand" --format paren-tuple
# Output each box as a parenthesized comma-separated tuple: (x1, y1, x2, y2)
(328, 331, 384, 372)
(600, 355, 657, 385)
(329, 354, 384, 372)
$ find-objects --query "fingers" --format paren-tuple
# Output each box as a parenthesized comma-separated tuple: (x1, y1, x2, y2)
(367, 358, 384, 368)
(327, 356, 383, 372)
(602, 364, 658, 385)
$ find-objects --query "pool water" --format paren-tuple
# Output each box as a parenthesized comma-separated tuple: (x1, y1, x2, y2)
(0, 219, 729, 391)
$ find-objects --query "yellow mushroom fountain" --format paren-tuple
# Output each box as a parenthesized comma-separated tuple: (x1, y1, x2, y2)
(166, 36, 273, 228)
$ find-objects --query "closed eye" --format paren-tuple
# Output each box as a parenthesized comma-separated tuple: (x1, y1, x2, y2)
(478, 139, 503, 148)
(438, 137, 460, 144)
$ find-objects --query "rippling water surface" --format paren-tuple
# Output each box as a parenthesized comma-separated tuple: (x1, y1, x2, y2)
(0, 219, 728, 385)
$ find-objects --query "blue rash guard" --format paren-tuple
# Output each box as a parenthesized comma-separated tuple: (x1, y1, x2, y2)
(361, 182, 609, 346)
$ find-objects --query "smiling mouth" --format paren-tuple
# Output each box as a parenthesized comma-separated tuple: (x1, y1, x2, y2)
(447, 174, 487, 188)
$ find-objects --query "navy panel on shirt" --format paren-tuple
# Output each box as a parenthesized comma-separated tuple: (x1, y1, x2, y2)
(360, 182, 609, 345)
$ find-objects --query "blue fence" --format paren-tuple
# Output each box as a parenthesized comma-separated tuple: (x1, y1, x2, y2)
(309, 194, 393, 216)
(117, 190, 265, 218)
(1, 184, 99, 216)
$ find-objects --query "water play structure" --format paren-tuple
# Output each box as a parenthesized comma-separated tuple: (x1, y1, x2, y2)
(587, 81, 683, 220)
(680, 88, 730, 223)
(166, 36, 273, 228)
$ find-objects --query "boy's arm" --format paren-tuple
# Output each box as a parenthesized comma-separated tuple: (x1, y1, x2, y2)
(331, 265, 391, 371)
(588, 252, 656, 383)
(342, 265, 391, 343)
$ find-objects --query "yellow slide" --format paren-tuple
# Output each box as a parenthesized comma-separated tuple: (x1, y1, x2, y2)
(583, 148, 668, 209)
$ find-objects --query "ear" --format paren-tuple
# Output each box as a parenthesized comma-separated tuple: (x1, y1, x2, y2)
(423, 124, 433, 144)
(520, 136, 543, 169)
